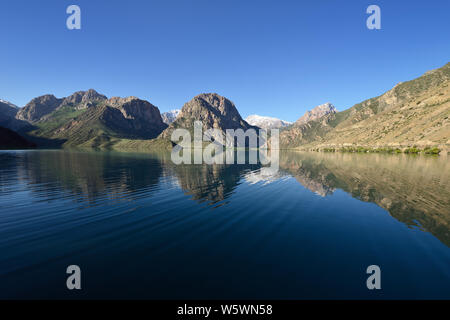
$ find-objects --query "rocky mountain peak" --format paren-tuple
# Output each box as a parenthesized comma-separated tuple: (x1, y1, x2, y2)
(106, 96, 141, 107)
(180, 93, 243, 122)
(111, 97, 160, 119)
(161, 109, 181, 124)
(16, 94, 62, 122)
(61, 89, 107, 108)
(295, 102, 337, 125)
(159, 93, 253, 139)
(16, 90, 109, 122)
(99, 96, 168, 138)
(30, 94, 59, 105)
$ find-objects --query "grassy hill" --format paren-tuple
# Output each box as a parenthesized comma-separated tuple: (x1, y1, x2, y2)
(280, 62, 450, 151)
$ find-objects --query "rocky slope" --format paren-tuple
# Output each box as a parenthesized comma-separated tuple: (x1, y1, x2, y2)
(159, 93, 255, 140)
(245, 114, 292, 129)
(280, 62, 450, 149)
(279, 103, 338, 148)
(16, 94, 62, 122)
(60, 89, 107, 110)
(295, 103, 337, 125)
(161, 109, 181, 124)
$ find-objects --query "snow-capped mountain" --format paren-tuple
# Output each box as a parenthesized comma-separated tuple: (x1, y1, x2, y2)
(161, 109, 181, 124)
(245, 114, 292, 129)
(0, 99, 18, 109)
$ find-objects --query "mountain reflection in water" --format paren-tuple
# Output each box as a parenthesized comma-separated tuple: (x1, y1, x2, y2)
(0, 150, 449, 299)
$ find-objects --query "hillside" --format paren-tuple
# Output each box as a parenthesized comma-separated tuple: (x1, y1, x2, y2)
(295, 103, 337, 125)
(280, 62, 450, 150)
(0, 100, 30, 132)
(0, 126, 35, 149)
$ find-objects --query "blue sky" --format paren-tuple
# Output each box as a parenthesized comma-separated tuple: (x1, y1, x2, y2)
(0, 0, 449, 121)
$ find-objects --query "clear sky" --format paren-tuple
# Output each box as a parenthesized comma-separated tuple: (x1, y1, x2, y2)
(0, 0, 449, 121)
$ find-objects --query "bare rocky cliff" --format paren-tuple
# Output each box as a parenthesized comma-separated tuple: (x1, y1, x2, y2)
(295, 103, 337, 125)
(159, 93, 255, 139)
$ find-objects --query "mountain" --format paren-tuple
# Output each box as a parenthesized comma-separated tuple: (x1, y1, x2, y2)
(3, 62, 448, 151)
(16, 94, 62, 122)
(159, 93, 255, 140)
(30, 96, 167, 147)
(279, 103, 337, 148)
(0, 99, 18, 123)
(245, 115, 292, 129)
(0, 126, 35, 149)
(102, 96, 167, 138)
(161, 109, 181, 124)
(60, 89, 107, 110)
(0, 99, 17, 109)
(295, 103, 337, 125)
(16, 89, 107, 123)
(13, 90, 167, 147)
(280, 62, 450, 149)
(0, 99, 31, 132)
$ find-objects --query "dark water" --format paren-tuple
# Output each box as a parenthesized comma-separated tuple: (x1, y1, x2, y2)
(0, 149, 449, 299)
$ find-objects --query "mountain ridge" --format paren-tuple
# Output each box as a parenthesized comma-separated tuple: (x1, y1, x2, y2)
(280, 62, 450, 150)
(245, 114, 292, 129)
(1, 62, 449, 151)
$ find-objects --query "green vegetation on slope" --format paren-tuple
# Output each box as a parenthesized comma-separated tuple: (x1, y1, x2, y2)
(320, 146, 441, 155)
(32, 105, 88, 135)
(280, 62, 450, 150)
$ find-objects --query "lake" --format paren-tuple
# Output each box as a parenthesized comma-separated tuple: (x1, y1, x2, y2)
(0, 149, 449, 299)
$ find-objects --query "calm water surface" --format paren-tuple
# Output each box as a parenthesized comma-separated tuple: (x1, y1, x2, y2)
(0, 150, 449, 299)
